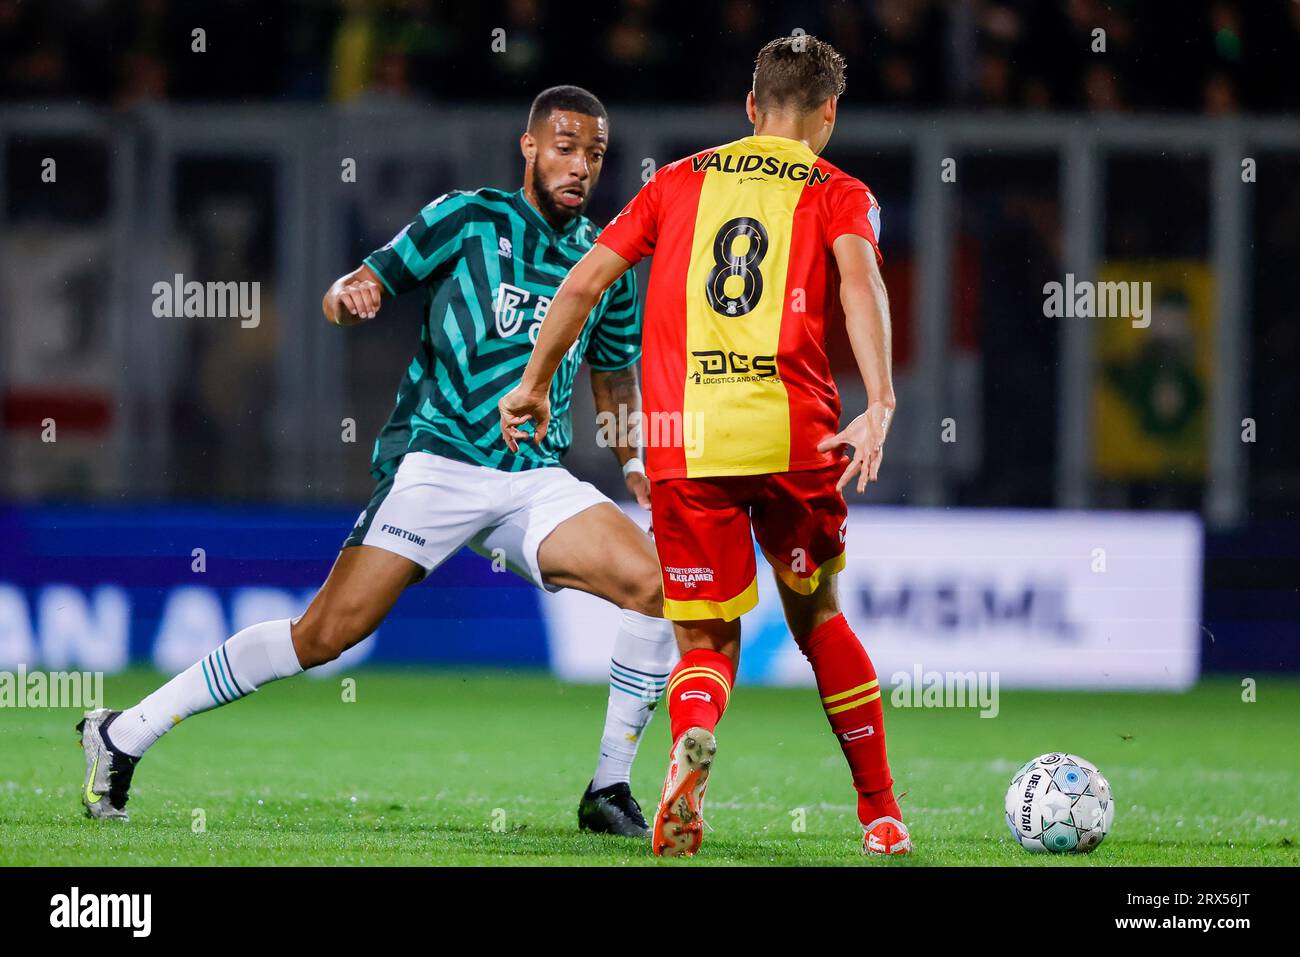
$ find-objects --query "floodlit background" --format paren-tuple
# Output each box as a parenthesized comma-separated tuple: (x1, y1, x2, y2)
(1, 1, 1297, 683)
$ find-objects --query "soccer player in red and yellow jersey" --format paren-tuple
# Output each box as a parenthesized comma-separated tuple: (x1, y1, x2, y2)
(500, 36, 908, 858)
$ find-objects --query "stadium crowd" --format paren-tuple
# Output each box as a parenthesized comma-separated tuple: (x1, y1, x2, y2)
(2, 0, 1297, 114)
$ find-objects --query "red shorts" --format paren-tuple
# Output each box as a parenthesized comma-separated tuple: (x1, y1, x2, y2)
(650, 462, 849, 622)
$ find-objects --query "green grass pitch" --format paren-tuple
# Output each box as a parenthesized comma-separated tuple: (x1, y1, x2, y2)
(1, 670, 1296, 866)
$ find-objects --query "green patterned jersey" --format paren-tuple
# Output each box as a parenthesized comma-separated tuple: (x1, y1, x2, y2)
(362, 187, 641, 477)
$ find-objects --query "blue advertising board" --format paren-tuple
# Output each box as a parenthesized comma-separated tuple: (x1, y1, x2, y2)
(0, 505, 550, 672)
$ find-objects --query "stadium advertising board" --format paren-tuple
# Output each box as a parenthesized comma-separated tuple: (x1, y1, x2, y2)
(545, 507, 1203, 691)
(0, 505, 1200, 689)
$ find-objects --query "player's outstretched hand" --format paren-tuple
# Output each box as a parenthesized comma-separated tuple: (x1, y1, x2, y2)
(499, 387, 551, 453)
(817, 401, 894, 494)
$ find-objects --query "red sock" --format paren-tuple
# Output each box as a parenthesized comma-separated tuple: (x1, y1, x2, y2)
(796, 613, 901, 824)
(666, 648, 734, 744)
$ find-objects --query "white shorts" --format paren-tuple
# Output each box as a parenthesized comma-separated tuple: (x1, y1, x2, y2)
(344, 452, 613, 591)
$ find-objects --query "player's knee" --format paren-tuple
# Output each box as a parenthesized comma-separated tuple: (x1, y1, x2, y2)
(787, 587, 842, 645)
(620, 567, 664, 618)
(675, 620, 741, 664)
(291, 618, 336, 668)
(293, 611, 366, 668)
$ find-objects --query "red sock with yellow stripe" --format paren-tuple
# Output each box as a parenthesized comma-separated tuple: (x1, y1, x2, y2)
(666, 649, 734, 743)
(796, 613, 901, 824)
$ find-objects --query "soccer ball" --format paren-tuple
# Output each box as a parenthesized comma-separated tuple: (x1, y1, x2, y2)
(1004, 752, 1114, 853)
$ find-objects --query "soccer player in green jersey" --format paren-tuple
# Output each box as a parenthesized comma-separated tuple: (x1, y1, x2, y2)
(76, 87, 676, 838)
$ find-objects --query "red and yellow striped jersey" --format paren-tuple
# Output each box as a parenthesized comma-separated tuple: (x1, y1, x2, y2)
(597, 134, 882, 480)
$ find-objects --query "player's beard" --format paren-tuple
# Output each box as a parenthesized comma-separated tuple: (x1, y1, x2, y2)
(530, 165, 587, 227)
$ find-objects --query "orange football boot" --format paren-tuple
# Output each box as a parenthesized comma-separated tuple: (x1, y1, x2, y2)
(652, 727, 717, 858)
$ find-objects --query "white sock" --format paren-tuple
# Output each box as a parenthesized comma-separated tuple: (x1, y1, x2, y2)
(591, 609, 677, 790)
(108, 619, 304, 758)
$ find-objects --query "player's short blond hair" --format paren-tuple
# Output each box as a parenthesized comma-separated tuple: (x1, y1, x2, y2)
(752, 35, 847, 114)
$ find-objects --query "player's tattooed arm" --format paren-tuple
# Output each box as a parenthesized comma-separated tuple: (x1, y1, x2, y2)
(819, 233, 896, 494)
(323, 264, 387, 326)
(591, 365, 651, 508)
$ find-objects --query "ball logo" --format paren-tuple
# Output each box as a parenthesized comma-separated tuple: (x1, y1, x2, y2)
(1017, 772, 1042, 832)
